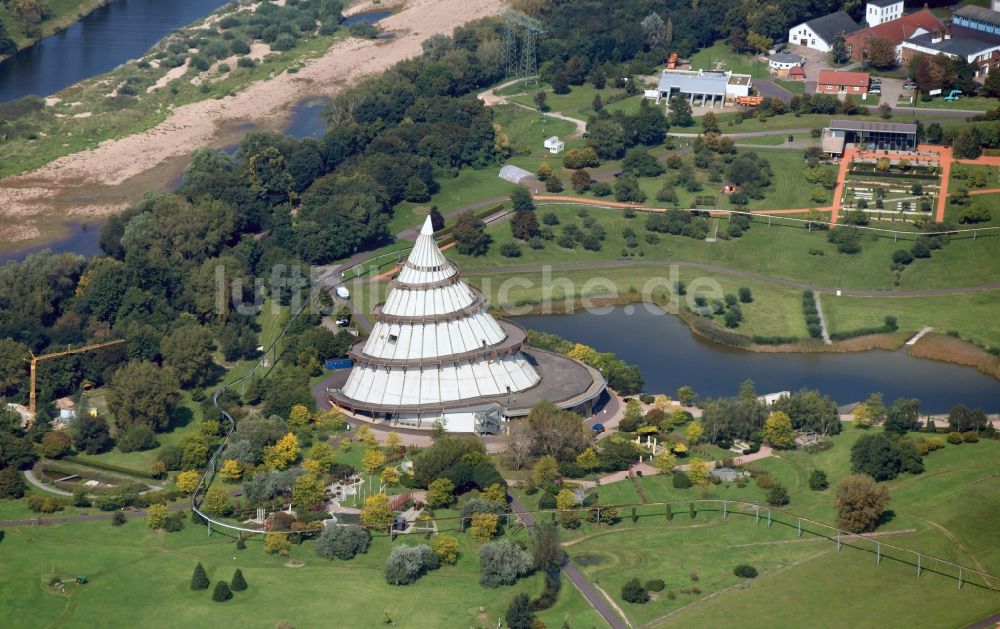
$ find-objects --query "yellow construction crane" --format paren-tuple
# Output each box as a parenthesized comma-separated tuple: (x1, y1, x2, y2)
(25, 339, 126, 420)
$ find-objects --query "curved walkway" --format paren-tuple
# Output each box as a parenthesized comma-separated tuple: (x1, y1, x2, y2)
(461, 259, 1000, 298)
(24, 470, 72, 496)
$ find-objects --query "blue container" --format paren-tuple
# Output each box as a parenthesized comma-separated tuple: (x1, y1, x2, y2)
(324, 359, 353, 370)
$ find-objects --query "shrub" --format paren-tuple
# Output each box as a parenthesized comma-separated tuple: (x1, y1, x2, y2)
(500, 242, 522, 258)
(117, 425, 159, 453)
(212, 580, 233, 602)
(432, 534, 460, 565)
(672, 471, 692, 489)
(962, 431, 979, 443)
(645, 579, 665, 592)
(733, 564, 758, 578)
(538, 492, 557, 510)
(947, 432, 963, 444)
(808, 469, 829, 491)
(891, 249, 914, 265)
(766, 484, 790, 506)
(315, 524, 371, 560)
(112, 511, 127, 526)
(622, 578, 650, 604)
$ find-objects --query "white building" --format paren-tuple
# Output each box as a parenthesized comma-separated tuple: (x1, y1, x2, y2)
(767, 52, 805, 76)
(865, 0, 904, 27)
(655, 69, 751, 108)
(788, 10, 860, 52)
(327, 217, 605, 433)
(543, 136, 565, 154)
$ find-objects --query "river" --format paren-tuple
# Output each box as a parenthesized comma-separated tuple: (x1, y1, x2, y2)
(0, 0, 232, 103)
(517, 307, 1000, 413)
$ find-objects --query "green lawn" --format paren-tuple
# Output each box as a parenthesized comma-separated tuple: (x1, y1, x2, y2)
(510, 82, 630, 117)
(909, 95, 999, 111)
(0, 517, 599, 628)
(775, 79, 806, 95)
(687, 41, 762, 78)
(822, 289, 1000, 350)
(734, 134, 800, 146)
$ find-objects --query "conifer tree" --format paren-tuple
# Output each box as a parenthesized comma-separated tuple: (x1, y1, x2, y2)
(212, 580, 233, 602)
(191, 562, 210, 590)
(231, 568, 247, 592)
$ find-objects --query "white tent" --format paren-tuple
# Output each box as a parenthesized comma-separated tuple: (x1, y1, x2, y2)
(338, 217, 541, 411)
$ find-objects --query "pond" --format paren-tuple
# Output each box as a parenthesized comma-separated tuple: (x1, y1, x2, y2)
(516, 306, 1000, 413)
(0, 222, 103, 265)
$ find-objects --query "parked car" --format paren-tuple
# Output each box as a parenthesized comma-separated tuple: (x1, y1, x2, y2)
(903, 82, 916, 91)
(869, 86, 881, 94)
(591, 423, 605, 434)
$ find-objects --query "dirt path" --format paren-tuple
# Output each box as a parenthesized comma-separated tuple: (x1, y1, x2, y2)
(0, 0, 505, 244)
(921, 518, 994, 586)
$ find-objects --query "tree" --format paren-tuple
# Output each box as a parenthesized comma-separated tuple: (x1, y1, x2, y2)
(384, 544, 439, 585)
(687, 458, 710, 485)
(510, 185, 535, 212)
(511, 209, 540, 241)
(865, 37, 897, 69)
(204, 486, 231, 517)
(563, 148, 600, 169)
(702, 111, 720, 133)
(575, 448, 599, 471)
(978, 70, 1000, 101)
(470, 512, 499, 542)
(451, 211, 491, 256)
(263, 432, 299, 470)
(479, 540, 533, 587)
(0, 338, 29, 395)
(534, 91, 548, 111)
(853, 392, 885, 428)
(622, 578, 650, 603)
(685, 421, 704, 444)
(428, 206, 445, 232)
(288, 404, 313, 432)
(831, 35, 849, 65)
(145, 503, 168, 529)
(586, 119, 627, 159)
(531, 455, 560, 486)
(231, 569, 247, 592)
(884, 398, 919, 435)
(836, 474, 890, 533)
(652, 450, 676, 473)
(552, 71, 570, 94)
(107, 361, 181, 432)
(160, 324, 216, 388)
(426, 478, 456, 508)
(953, 128, 982, 160)
(763, 411, 795, 448)
(292, 473, 326, 510)
(506, 593, 536, 629)
(766, 483, 790, 506)
(39, 431, 72, 458)
(380, 466, 400, 486)
(676, 386, 697, 406)
(668, 94, 693, 127)
(738, 287, 753, 303)
(0, 467, 27, 499)
(362, 447, 387, 474)
(809, 469, 829, 491)
(530, 522, 564, 573)
(212, 580, 233, 602)
(315, 524, 371, 560)
(361, 493, 394, 530)
(264, 533, 290, 556)
(176, 470, 201, 494)
(191, 562, 210, 590)
(307, 442, 336, 475)
(432, 534, 460, 564)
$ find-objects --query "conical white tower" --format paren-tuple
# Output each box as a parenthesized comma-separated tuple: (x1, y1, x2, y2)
(334, 216, 541, 427)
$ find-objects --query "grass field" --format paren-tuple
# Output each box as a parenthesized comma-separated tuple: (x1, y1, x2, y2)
(0, 0, 106, 53)
(445, 204, 1000, 292)
(506, 430, 1000, 627)
(0, 517, 601, 629)
(687, 41, 761, 78)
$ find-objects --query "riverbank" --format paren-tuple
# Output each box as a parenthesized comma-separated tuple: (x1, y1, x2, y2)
(0, 0, 110, 63)
(0, 0, 505, 248)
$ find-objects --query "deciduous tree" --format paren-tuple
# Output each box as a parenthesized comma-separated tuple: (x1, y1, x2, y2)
(360, 493, 394, 530)
(263, 433, 299, 470)
(108, 361, 181, 432)
(687, 457, 710, 485)
(835, 474, 890, 533)
(763, 411, 795, 448)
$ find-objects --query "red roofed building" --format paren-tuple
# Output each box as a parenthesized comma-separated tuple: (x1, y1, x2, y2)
(816, 70, 870, 95)
(844, 9, 944, 62)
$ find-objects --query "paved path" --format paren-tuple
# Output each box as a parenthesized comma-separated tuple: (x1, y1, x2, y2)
(24, 470, 72, 496)
(905, 326, 933, 345)
(813, 292, 832, 345)
(753, 80, 793, 104)
(508, 495, 627, 629)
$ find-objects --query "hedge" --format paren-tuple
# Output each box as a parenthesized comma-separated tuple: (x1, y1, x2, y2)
(752, 335, 800, 345)
(61, 456, 157, 480)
